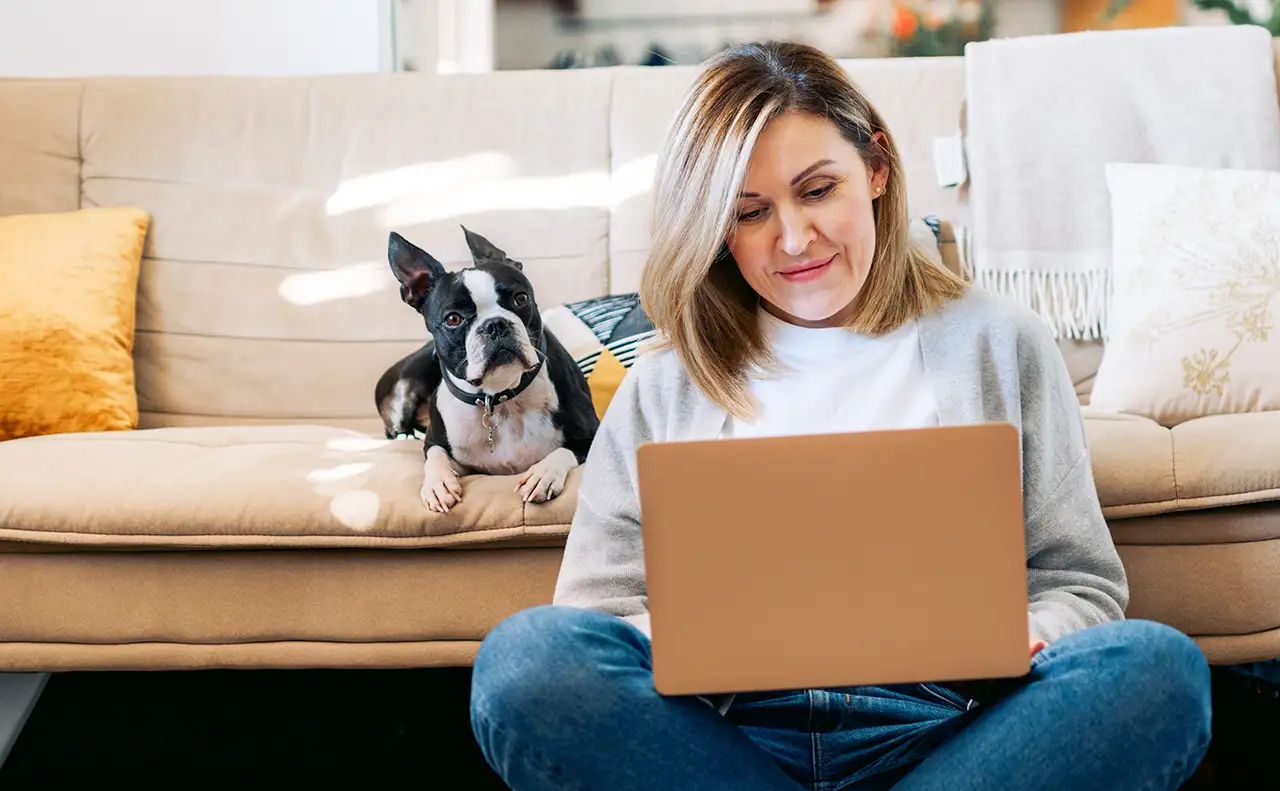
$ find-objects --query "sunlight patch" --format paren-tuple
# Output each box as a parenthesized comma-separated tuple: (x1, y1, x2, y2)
(307, 463, 374, 484)
(381, 169, 611, 226)
(330, 490, 381, 531)
(611, 154, 657, 208)
(326, 436, 394, 452)
(325, 152, 513, 216)
(278, 261, 394, 306)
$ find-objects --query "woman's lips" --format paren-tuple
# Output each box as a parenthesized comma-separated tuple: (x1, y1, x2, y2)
(778, 255, 834, 283)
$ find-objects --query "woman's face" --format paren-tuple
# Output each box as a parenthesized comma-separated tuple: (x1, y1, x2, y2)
(727, 112, 889, 328)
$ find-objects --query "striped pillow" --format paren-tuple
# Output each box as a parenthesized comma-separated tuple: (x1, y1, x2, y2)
(541, 293, 658, 418)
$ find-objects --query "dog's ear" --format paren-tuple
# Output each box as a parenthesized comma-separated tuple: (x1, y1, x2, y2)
(461, 226, 522, 271)
(388, 232, 446, 309)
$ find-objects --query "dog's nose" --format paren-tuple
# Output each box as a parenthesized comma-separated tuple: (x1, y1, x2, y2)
(479, 318, 512, 338)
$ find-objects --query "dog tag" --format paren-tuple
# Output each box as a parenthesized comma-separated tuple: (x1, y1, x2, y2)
(481, 403, 496, 453)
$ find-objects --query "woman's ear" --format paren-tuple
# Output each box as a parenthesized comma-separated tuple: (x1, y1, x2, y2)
(868, 131, 891, 198)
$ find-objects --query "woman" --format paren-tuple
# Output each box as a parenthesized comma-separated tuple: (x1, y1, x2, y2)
(470, 41, 1211, 791)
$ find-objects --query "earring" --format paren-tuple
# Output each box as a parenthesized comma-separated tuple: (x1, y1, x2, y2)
(874, 186, 884, 196)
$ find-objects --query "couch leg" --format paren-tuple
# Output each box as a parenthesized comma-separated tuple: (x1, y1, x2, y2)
(0, 673, 48, 769)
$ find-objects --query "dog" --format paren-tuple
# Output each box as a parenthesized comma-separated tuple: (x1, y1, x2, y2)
(376, 227, 599, 513)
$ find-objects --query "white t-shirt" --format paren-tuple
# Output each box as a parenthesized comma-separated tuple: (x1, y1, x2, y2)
(724, 309, 939, 439)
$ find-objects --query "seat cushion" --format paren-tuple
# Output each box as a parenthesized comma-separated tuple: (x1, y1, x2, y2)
(1084, 409, 1280, 519)
(4, 410, 1275, 546)
(0, 425, 577, 549)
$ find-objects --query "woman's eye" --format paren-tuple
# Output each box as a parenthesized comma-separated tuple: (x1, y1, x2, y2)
(804, 183, 834, 200)
(512, 292, 530, 308)
(738, 208, 765, 223)
(444, 313, 463, 328)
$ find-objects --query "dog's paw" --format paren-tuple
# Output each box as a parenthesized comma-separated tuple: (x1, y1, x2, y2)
(421, 468, 464, 513)
(516, 449, 576, 504)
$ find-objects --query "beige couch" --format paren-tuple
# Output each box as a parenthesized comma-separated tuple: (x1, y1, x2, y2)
(1, 50, 1279, 682)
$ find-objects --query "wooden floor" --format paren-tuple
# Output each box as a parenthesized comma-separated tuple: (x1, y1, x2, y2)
(0, 666, 1275, 788)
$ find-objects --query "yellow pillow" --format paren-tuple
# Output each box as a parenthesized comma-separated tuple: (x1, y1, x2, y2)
(586, 347, 629, 420)
(0, 207, 150, 441)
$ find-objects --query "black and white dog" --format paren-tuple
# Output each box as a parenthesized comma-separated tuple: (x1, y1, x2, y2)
(375, 228, 599, 512)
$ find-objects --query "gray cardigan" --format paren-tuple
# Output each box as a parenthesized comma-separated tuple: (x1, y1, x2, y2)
(553, 287, 1129, 646)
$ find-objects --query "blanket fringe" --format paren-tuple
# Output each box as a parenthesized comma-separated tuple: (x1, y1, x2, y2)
(953, 226, 1110, 341)
(973, 267, 1111, 342)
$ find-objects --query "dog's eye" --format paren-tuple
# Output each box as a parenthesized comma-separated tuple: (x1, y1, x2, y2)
(443, 312, 463, 328)
(512, 292, 530, 308)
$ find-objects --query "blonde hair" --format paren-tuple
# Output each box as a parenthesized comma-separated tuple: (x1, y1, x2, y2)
(639, 41, 967, 418)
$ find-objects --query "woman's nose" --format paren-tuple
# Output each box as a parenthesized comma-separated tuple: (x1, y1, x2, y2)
(778, 205, 815, 257)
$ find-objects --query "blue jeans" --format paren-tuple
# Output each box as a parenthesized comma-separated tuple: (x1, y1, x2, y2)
(470, 606, 1212, 790)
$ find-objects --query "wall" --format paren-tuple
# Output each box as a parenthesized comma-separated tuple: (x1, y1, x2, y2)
(576, 0, 814, 18)
(396, 0, 495, 73)
(0, 0, 393, 77)
(493, 0, 880, 70)
(492, 0, 1075, 71)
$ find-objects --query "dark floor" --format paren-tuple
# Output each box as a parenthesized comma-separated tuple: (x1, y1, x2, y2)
(1, 666, 507, 787)
(2, 666, 1278, 788)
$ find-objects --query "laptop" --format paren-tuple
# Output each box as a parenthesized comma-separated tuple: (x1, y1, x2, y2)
(635, 422, 1029, 697)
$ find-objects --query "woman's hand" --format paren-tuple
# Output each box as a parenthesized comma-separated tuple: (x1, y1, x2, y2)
(1030, 637, 1048, 658)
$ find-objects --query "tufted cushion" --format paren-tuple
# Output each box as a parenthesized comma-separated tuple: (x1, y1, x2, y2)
(1084, 408, 1280, 519)
(0, 425, 577, 549)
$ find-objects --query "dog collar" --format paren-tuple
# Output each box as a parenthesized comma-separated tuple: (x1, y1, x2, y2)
(438, 331, 548, 414)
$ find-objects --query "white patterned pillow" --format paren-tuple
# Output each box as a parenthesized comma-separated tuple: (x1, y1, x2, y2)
(1092, 163, 1280, 427)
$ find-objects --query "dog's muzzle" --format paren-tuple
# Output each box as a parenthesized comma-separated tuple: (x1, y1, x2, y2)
(479, 317, 513, 339)
(467, 317, 537, 386)
(481, 321, 523, 363)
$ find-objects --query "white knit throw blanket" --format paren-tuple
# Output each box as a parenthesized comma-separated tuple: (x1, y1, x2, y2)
(964, 25, 1280, 340)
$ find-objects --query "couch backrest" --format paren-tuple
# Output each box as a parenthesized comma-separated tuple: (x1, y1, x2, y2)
(0, 58, 971, 433)
(2, 70, 619, 432)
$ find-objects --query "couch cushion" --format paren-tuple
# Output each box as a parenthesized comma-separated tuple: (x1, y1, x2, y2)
(0, 426, 577, 549)
(5, 410, 1273, 548)
(1085, 409, 1280, 519)
(0, 80, 82, 216)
